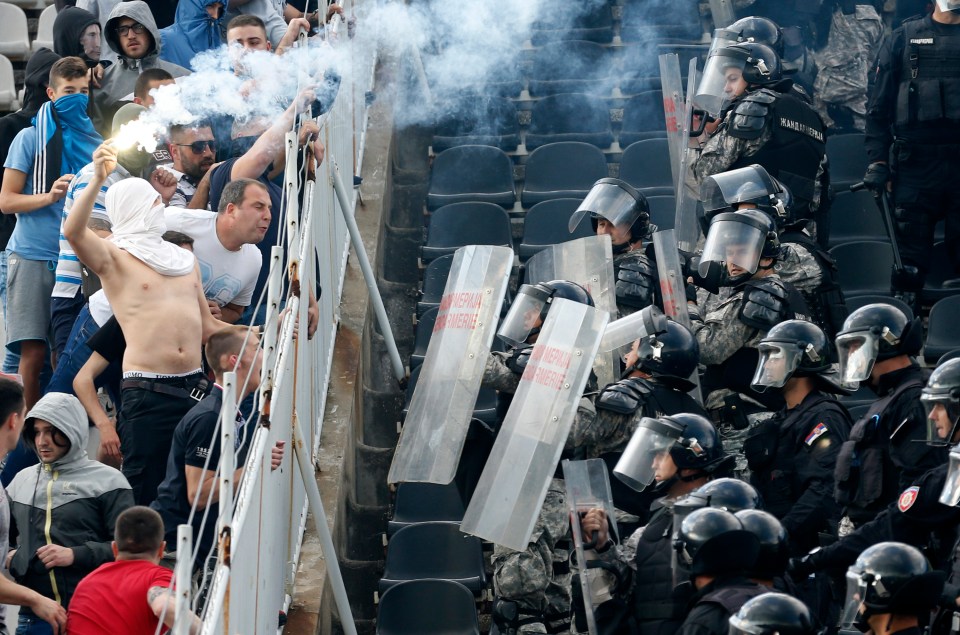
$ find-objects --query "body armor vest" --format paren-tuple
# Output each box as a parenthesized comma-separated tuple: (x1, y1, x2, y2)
(895, 15, 960, 128)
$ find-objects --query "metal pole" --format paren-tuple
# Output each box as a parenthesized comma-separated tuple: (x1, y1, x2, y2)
(329, 154, 405, 382)
(291, 421, 358, 635)
(219, 371, 236, 542)
(173, 524, 193, 635)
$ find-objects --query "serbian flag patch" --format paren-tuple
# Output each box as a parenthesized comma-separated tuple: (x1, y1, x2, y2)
(898, 486, 920, 512)
(804, 422, 828, 446)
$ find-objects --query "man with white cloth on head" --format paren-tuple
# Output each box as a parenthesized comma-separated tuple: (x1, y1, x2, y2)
(64, 142, 230, 507)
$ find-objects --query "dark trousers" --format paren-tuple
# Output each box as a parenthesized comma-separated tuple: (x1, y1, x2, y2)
(119, 380, 201, 506)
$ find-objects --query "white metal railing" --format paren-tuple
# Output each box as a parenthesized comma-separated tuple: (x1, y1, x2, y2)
(176, 6, 378, 632)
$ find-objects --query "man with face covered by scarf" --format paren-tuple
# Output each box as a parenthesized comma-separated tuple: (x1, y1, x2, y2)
(63, 142, 230, 506)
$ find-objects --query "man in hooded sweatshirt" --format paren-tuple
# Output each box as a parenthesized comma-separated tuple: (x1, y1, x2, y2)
(52, 6, 101, 65)
(95, 1, 189, 128)
(159, 0, 225, 71)
(7, 392, 133, 634)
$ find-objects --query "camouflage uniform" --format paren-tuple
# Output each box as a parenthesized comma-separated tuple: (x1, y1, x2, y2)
(483, 350, 523, 394)
(777, 241, 823, 295)
(811, 3, 883, 130)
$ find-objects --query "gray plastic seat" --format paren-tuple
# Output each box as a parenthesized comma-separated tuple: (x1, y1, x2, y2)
(922, 241, 960, 304)
(519, 198, 594, 260)
(620, 90, 667, 147)
(402, 363, 499, 426)
(521, 142, 608, 208)
(422, 202, 514, 263)
(619, 0, 702, 43)
(924, 295, 960, 364)
(388, 483, 465, 538)
(826, 133, 869, 187)
(829, 241, 894, 299)
(528, 41, 615, 97)
(526, 93, 614, 151)
(828, 189, 889, 247)
(620, 138, 674, 191)
(379, 522, 487, 596)
(417, 254, 454, 318)
(531, 2, 614, 45)
(646, 195, 676, 231)
(427, 146, 516, 211)
(376, 579, 480, 635)
(843, 294, 914, 322)
(433, 95, 520, 153)
(410, 307, 439, 370)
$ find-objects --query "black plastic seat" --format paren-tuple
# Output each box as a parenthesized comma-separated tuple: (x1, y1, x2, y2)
(388, 483, 465, 538)
(922, 241, 960, 304)
(401, 363, 499, 426)
(421, 202, 514, 263)
(379, 522, 487, 596)
(843, 294, 914, 322)
(838, 382, 879, 413)
(826, 133, 869, 187)
(519, 198, 594, 260)
(433, 95, 520, 153)
(829, 241, 894, 299)
(376, 579, 480, 635)
(828, 189, 889, 247)
(418, 254, 454, 318)
(427, 146, 516, 211)
(410, 307, 439, 370)
(646, 195, 676, 231)
(939, 349, 960, 365)
(526, 93, 614, 151)
(620, 138, 674, 191)
(619, 0, 702, 43)
(528, 41, 615, 97)
(924, 295, 960, 364)
(531, 1, 614, 45)
(620, 90, 667, 148)
(521, 142, 608, 208)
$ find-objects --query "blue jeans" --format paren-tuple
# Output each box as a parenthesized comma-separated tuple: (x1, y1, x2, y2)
(16, 613, 52, 635)
(45, 305, 99, 395)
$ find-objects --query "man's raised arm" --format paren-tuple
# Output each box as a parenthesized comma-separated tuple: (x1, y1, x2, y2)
(63, 143, 117, 275)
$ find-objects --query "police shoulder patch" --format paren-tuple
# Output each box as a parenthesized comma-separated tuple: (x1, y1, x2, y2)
(804, 422, 828, 446)
(898, 486, 920, 512)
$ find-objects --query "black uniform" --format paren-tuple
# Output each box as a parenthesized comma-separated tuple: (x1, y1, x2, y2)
(743, 390, 852, 554)
(676, 577, 768, 635)
(625, 502, 686, 635)
(613, 249, 660, 318)
(834, 363, 946, 526)
(865, 13, 960, 291)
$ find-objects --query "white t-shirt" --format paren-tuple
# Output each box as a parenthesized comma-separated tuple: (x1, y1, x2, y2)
(163, 209, 262, 308)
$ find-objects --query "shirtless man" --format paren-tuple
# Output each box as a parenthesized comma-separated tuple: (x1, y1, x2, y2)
(64, 142, 230, 505)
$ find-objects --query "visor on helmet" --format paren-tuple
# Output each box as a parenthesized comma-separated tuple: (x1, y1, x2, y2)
(497, 284, 550, 347)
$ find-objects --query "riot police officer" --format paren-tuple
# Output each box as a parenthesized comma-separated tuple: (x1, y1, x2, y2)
(675, 507, 768, 635)
(568, 178, 658, 317)
(735, 510, 791, 589)
(728, 592, 819, 635)
(833, 303, 945, 532)
(693, 42, 826, 226)
(745, 320, 852, 554)
(838, 542, 945, 635)
(862, 1, 960, 297)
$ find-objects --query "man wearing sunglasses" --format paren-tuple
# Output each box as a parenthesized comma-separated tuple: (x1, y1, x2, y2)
(165, 124, 217, 208)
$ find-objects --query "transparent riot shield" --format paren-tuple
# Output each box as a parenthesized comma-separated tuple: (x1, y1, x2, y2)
(708, 0, 736, 29)
(387, 245, 513, 485)
(562, 459, 619, 635)
(652, 229, 703, 403)
(599, 305, 667, 353)
(659, 53, 685, 196)
(460, 300, 609, 551)
(675, 58, 701, 254)
(525, 235, 617, 386)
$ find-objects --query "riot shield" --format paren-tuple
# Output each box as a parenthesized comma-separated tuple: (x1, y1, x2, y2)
(675, 58, 701, 254)
(659, 53, 685, 196)
(525, 235, 617, 386)
(562, 459, 619, 635)
(708, 0, 736, 29)
(460, 300, 609, 551)
(652, 229, 703, 403)
(598, 305, 667, 353)
(387, 245, 513, 485)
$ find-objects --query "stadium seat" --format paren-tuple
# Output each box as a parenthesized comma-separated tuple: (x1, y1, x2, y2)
(5, 0, 45, 10)
(922, 241, 960, 304)
(526, 93, 614, 151)
(827, 189, 889, 247)
(520, 142, 608, 208)
(378, 522, 487, 596)
(417, 254, 454, 318)
(401, 363, 499, 427)
(619, 90, 667, 147)
(619, 138, 674, 191)
(0, 4, 31, 60)
(410, 307, 438, 370)
(826, 133, 869, 187)
(830, 241, 894, 299)
(939, 349, 960, 366)
(528, 40, 615, 97)
(519, 198, 593, 260)
(924, 295, 960, 364)
(531, 1, 614, 45)
(32, 4, 56, 53)
(646, 195, 676, 231)
(0, 55, 20, 112)
(376, 580, 480, 635)
(838, 382, 878, 415)
(843, 294, 914, 322)
(388, 483, 465, 538)
(432, 95, 520, 153)
(619, 0, 702, 43)
(421, 202, 513, 263)
(427, 146, 516, 211)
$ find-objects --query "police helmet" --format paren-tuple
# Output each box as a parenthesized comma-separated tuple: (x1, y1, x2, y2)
(700, 209, 781, 287)
(635, 320, 700, 390)
(699, 165, 792, 232)
(675, 507, 760, 577)
(726, 16, 784, 57)
(751, 320, 831, 392)
(497, 280, 594, 346)
(922, 357, 960, 447)
(569, 178, 652, 248)
(719, 42, 782, 87)
(673, 477, 762, 531)
(835, 303, 922, 385)
(728, 592, 817, 635)
(735, 510, 789, 580)
(840, 542, 944, 631)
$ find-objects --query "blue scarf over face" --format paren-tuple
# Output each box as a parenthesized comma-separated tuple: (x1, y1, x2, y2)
(31, 93, 102, 195)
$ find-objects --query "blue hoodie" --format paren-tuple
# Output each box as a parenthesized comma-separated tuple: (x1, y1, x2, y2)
(159, 0, 225, 70)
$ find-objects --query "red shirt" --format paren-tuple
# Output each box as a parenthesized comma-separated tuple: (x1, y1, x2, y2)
(66, 559, 173, 634)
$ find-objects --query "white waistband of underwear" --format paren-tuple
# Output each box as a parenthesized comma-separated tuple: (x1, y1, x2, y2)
(122, 368, 204, 380)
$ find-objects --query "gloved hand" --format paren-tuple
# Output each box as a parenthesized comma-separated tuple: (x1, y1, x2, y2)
(787, 555, 816, 579)
(863, 162, 890, 192)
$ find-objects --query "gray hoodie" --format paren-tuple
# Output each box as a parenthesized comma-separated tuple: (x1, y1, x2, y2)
(8, 393, 133, 609)
(97, 0, 190, 110)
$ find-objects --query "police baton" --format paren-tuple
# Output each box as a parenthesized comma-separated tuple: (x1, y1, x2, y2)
(850, 181, 906, 275)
